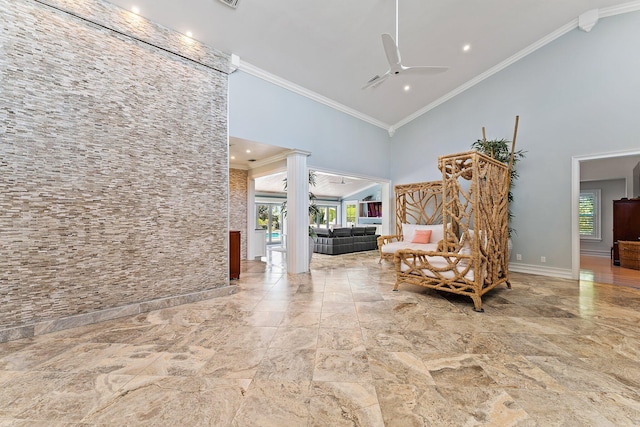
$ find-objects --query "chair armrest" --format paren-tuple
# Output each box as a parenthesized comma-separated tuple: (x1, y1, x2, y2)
(377, 234, 401, 247)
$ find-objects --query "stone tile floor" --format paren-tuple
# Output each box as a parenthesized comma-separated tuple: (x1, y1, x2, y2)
(0, 251, 639, 426)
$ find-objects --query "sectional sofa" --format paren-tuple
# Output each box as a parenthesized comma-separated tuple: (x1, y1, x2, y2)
(312, 226, 379, 255)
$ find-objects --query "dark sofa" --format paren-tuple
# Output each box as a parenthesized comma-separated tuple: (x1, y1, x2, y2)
(313, 227, 379, 255)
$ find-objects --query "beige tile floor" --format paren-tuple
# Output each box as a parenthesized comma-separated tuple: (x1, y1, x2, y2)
(1, 250, 639, 426)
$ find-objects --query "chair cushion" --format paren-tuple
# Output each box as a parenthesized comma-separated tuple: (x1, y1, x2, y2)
(402, 223, 449, 243)
(381, 241, 439, 254)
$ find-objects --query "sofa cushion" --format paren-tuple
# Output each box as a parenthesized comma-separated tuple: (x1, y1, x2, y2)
(364, 226, 377, 235)
(332, 228, 352, 237)
(314, 228, 331, 237)
(351, 227, 366, 236)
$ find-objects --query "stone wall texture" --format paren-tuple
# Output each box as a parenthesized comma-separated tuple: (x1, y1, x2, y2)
(0, 0, 232, 341)
(229, 168, 248, 259)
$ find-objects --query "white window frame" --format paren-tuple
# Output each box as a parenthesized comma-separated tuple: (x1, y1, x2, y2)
(312, 204, 340, 229)
(579, 189, 601, 241)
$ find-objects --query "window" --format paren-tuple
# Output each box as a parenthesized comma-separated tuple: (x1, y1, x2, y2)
(579, 189, 601, 240)
(311, 204, 339, 228)
(345, 201, 357, 227)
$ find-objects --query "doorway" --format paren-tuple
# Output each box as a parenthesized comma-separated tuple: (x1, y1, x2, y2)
(256, 203, 283, 246)
(571, 149, 640, 280)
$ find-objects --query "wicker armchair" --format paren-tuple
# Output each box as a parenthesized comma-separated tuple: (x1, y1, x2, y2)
(394, 151, 511, 311)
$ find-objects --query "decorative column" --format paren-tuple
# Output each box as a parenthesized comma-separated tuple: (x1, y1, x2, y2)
(246, 176, 256, 259)
(286, 150, 311, 274)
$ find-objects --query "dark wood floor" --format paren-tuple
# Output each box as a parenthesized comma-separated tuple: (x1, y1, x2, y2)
(580, 254, 640, 289)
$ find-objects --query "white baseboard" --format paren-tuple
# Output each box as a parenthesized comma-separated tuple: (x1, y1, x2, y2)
(508, 263, 573, 280)
(580, 249, 611, 258)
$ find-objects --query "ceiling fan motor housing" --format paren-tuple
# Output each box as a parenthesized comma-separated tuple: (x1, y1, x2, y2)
(218, 0, 239, 9)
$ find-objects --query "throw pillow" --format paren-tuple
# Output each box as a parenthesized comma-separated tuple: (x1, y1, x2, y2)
(402, 223, 450, 243)
(411, 229, 432, 244)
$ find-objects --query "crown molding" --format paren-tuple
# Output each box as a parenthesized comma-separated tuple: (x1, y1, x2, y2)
(391, 3, 640, 130)
(229, 163, 249, 170)
(237, 60, 390, 131)
(392, 19, 578, 130)
(600, 0, 640, 17)
(235, 3, 640, 136)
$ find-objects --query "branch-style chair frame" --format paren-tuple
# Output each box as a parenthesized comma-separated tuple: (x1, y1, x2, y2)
(377, 181, 444, 262)
(394, 151, 511, 311)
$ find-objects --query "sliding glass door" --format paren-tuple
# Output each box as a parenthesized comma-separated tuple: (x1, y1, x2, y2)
(256, 203, 283, 245)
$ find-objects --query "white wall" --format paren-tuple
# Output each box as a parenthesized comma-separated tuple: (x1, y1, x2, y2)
(391, 11, 640, 275)
(229, 71, 391, 179)
(581, 155, 640, 197)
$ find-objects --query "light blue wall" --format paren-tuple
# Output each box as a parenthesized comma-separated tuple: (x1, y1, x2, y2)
(343, 185, 383, 225)
(229, 71, 392, 178)
(391, 11, 640, 272)
(345, 185, 383, 203)
(229, 11, 640, 273)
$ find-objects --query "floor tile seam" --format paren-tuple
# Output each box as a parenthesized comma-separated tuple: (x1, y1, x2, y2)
(307, 379, 384, 411)
(267, 325, 319, 351)
(128, 351, 175, 378)
(520, 363, 637, 394)
(29, 342, 132, 373)
(7, 370, 138, 423)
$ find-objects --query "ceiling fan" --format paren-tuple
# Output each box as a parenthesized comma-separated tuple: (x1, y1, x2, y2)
(362, 0, 449, 89)
(330, 176, 349, 185)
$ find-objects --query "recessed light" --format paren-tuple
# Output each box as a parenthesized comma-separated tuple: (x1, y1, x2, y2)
(245, 149, 251, 153)
(403, 85, 410, 92)
(231, 155, 235, 160)
(186, 31, 193, 38)
(131, 6, 140, 14)
(463, 44, 471, 52)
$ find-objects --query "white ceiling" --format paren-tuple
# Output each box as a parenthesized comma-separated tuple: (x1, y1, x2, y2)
(228, 139, 379, 198)
(255, 170, 379, 200)
(581, 155, 640, 181)
(256, 171, 376, 199)
(104, 0, 640, 197)
(106, 0, 638, 129)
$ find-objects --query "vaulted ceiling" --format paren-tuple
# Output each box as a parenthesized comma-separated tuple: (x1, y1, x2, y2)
(106, 0, 638, 130)
(105, 0, 640, 198)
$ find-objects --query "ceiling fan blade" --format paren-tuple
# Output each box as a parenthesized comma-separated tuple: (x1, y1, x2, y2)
(361, 71, 390, 89)
(381, 33, 401, 67)
(402, 65, 449, 75)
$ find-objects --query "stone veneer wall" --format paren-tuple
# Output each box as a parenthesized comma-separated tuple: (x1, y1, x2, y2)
(229, 169, 248, 259)
(0, 0, 234, 342)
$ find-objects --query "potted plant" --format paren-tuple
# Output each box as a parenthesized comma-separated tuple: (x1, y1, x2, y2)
(471, 137, 526, 258)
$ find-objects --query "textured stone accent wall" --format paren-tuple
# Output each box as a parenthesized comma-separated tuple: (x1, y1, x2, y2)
(229, 168, 248, 259)
(0, 0, 232, 341)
